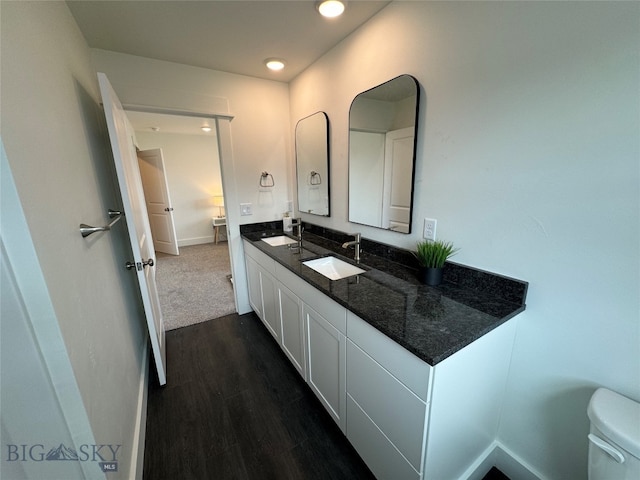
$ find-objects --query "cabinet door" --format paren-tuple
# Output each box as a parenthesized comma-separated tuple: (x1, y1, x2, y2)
(260, 270, 279, 342)
(278, 283, 305, 379)
(245, 254, 263, 318)
(305, 304, 346, 432)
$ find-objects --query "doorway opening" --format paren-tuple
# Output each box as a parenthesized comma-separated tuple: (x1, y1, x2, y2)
(129, 111, 236, 330)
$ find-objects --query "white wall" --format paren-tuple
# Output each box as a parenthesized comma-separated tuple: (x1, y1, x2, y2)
(1, 2, 149, 478)
(290, 2, 639, 479)
(136, 131, 222, 246)
(91, 49, 293, 225)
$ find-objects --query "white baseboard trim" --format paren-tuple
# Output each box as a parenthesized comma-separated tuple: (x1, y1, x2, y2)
(178, 236, 214, 247)
(493, 442, 546, 480)
(459, 442, 499, 480)
(461, 441, 545, 480)
(129, 341, 150, 480)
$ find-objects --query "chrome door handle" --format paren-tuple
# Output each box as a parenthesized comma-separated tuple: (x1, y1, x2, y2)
(126, 258, 155, 270)
(164, 207, 174, 212)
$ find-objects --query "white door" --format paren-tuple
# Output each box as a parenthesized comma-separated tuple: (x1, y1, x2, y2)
(98, 73, 167, 386)
(138, 148, 179, 256)
(383, 127, 414, 233)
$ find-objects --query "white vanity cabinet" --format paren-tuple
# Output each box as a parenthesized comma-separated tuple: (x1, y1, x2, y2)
(346, 311, 432, 480)
(243, 240, 519, 480)
(346, 310, 518, 480)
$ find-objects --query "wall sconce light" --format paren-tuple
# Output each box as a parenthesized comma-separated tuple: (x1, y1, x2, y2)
(317, 0, 345, 18)
(213, 195, 225, 218)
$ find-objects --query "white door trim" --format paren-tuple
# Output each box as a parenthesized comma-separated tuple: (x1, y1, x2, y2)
(123, 104, 247, 315)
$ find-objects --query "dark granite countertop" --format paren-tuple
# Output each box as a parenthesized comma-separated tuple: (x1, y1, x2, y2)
(241, 226, 527, 366)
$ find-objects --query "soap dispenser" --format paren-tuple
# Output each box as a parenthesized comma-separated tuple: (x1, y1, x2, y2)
(283, 212, 293, 233)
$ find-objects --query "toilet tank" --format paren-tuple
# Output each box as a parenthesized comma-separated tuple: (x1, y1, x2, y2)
(587, 388, 640, 480)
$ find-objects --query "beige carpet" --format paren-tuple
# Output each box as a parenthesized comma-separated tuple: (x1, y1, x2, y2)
(155, 242, 236, 330)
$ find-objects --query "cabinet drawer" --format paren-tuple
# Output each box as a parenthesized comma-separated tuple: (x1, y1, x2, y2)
(347, 311, 431, 401)
(347, 394, 420, 480)
(347, 339, 427, 471)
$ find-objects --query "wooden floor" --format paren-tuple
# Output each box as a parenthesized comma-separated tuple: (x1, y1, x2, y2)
(143, 312, 375, 480)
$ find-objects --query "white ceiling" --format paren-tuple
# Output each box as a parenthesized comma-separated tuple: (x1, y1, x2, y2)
(69, 1, 389, 134)
(67, 0, 390, 83)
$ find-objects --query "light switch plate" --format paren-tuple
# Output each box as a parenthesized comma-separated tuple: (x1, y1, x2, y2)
(240, 203, 252, 216)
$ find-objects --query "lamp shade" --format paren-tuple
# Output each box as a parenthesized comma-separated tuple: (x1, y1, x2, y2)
(213, 195, 225, 218)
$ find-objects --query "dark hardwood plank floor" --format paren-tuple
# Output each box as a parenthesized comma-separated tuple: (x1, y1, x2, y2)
(143, 312, 375, 480)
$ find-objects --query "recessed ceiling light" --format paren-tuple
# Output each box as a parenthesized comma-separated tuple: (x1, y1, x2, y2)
(317, 0, 345, 18)
(264, 58, 286, 71)
(201, 125, 212, 132)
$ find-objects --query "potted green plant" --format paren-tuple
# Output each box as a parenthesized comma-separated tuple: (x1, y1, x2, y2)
(413, 240, 459, 286)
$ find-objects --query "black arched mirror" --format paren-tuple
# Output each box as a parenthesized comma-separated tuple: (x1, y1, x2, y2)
(296, 112, 330, 216)
(348, 75, 420, 233)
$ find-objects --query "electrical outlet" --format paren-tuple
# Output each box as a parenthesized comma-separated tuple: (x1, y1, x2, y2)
(423, 218, 437, 241)
(240, 203, 253, 216)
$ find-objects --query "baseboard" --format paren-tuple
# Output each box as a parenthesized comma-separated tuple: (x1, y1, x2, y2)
(492, 442, 545, 480)
(459, 442, 499, 480)
(129, 341, 150, 480)
(178, 236, 215, 247)
(461, 441, 545, 480)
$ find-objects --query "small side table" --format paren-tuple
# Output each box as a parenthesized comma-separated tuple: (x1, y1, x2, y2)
(212, 217, 226, 244)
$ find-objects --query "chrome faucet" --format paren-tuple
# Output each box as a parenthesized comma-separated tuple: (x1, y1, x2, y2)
(290, 218, 303, 253)
(342, 233, 361, 264)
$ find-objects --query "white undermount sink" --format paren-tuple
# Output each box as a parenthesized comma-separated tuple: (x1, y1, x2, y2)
(303, 256, 365, 280)
(261, 235, 298, 247)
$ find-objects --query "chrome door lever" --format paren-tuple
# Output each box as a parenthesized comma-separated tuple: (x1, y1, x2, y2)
(126, 258, 155, 271)
(79, 209, 123, 238)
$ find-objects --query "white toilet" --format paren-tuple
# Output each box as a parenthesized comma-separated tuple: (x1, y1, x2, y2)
(587, 387, 640, 480)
